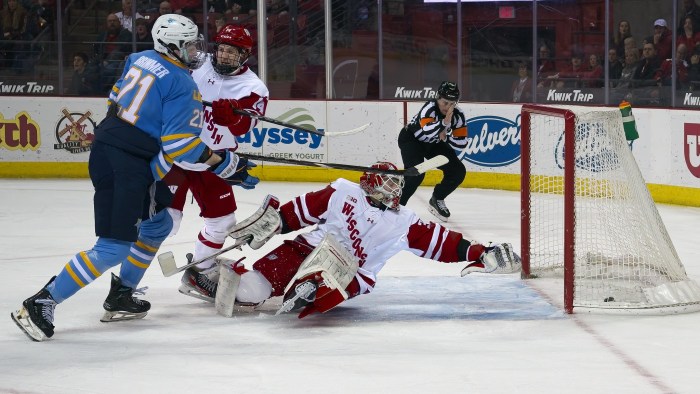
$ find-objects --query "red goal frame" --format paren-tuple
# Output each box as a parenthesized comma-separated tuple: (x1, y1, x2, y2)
(520, 104, 576, 314)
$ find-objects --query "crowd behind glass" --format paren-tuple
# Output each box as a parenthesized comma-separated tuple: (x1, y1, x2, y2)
(1, 0, 698, 108)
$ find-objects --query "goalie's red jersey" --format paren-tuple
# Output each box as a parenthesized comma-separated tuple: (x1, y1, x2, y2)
(279, 179, 465, 294)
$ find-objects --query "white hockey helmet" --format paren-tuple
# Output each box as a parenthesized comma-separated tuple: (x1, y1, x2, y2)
(360, 162, 404, 210)
(151, 14, 205, 69)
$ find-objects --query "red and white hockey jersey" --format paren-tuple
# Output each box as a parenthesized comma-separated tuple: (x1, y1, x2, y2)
(180, 56, 269, 171)
(279, 179, 465, 294)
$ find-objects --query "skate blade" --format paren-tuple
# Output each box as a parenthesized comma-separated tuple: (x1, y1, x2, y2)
(100, 310, 147, 323)
(178, 284, 214, 303)
(428, 206, 449, 222)
(275, 293, 310, 316)
(10, 309, 48, 342)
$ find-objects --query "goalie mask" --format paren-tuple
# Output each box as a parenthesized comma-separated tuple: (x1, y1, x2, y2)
(437, 81, 460, 102)
(359, 162, 404, 210)
(213, 24, 253, 75)
(152, 14, 206, 69)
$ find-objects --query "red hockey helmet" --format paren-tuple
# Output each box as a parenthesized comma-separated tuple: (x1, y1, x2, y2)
(213, 24, 254, 74)
(359, 162, 405, 210)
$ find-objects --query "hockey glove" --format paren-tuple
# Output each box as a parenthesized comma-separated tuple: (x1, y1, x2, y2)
(208, 151, 260, 189)
(461, 243, 521, 276)
(212, 98, 244, 127)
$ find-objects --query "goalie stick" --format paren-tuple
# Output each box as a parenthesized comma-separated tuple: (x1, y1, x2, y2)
(202, 100, 369, 137)
(238, 153, 449, 177)
(158, 194, 280, 277)
(157, 237, 250, 277)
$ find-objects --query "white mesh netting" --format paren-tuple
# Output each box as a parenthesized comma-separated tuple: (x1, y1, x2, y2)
(525, 106, 700, 313)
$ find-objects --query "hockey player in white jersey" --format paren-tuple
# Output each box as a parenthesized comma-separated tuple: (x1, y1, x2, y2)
(119, 24, 269, 303)
(219, 162, 521, 318)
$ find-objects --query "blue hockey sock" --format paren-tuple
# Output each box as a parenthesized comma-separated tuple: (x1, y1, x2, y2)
(118, 237, 162, 289)
(118, 209, 172, 289)
(47, 238, 131, 303)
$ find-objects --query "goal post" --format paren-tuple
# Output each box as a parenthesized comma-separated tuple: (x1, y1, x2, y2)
(520, 104, 700, 314)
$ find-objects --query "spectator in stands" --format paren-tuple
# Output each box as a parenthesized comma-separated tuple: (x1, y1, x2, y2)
(147, 1, 172, 31)
(20, 0, 53, 38)
(93, 13, 132, 93)
(651, 19, 673, 61)
(1, 0, 28, 71)
(268, 0, 288, 15)
(554, 52, 585, 89)
(227, 1, 244, 16)
(678, 0, 700, 36)
(678, 16, 700, 61)
(366, 63, 379, 99)
(688, 46, 700, 90)
(624, 36, 639, 57)
(68, 52, 99, 96)
(632, 42, 662, 103)
(170, 0, 202, 15)
(213, 14, 226, 35)
(612, 48, 640, 102)
(353, 0, 373, 30)
(655, 43, 689, 90)
(608, 48, 624, 87)
(582, 53, 603, 88)
(134, 17, 153, 50)
(536, 44, 556, 88)
(15, 0, 51, 74)
(510, 62, 533, 103)
(115, 0, 144, 33)
(634, 42, 661, 84)
(612, 20, 632, 60)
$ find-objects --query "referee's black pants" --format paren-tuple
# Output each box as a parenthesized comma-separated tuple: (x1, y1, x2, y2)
(398, 128, 466, 206)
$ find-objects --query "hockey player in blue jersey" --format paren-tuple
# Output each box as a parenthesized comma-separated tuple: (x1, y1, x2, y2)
(11, 14, 257, 341)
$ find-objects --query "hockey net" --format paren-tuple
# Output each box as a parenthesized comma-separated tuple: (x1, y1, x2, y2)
(520, 104, 700, 314)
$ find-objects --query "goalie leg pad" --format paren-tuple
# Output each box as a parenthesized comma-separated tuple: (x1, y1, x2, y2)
(228, 194, 281, 250)
(215, 259, 241, 317)
(282, 234, 359, 300)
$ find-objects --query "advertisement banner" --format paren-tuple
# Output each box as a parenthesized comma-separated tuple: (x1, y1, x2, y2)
(1, 97, 699, 192)
(0, 98, 104, 162)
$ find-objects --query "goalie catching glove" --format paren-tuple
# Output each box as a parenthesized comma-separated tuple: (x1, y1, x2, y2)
(459, 241, 521, 276)
(208, 150, 260, 189)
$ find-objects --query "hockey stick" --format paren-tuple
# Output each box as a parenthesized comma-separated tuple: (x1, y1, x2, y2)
(157, 236, 250, 277)
(238, 153, 448, 177)
(202, 101, 369, 137)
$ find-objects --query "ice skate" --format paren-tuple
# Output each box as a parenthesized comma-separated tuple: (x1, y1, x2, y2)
(428, 196, 450, 222)
(11, 276, 57, 342)
(101, 273, 150, 322)
(179, 265, 220, 302)
(276, 279, 318, 315)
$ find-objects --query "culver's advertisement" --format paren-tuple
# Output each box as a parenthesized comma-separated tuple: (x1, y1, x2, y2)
(457, 115, 521, 167)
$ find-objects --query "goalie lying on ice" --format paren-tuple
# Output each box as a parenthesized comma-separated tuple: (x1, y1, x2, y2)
(220, 162, 521, 318)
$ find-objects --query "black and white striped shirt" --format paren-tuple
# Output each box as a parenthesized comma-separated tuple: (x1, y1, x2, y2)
(404, 100, 467, 150)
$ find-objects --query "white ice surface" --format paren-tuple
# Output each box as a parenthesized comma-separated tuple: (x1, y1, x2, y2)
(1, 179, 700, 394)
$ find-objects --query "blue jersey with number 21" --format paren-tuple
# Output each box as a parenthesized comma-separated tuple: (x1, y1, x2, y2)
(108, 49, 207, 180)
